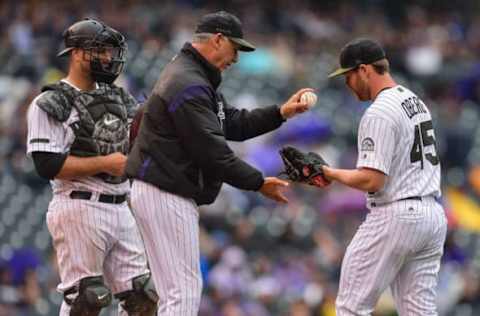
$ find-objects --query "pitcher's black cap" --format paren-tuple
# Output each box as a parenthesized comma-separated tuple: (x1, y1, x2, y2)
(328, 38, 386, 78)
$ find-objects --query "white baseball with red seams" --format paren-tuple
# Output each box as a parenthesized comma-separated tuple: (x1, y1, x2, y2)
(300, 91, 318, 108)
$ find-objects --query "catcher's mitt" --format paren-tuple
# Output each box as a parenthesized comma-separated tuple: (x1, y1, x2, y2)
(279, 146, 330, 186)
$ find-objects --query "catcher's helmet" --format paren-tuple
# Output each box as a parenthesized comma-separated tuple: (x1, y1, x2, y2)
(58, 18, 127, 84)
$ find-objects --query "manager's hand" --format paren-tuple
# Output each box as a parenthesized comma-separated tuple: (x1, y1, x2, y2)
(259, 177, 289, 203)
(280, 88, 315, 119)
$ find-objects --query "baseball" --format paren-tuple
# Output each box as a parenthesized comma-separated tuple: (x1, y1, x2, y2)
(300, 91, 318, 108)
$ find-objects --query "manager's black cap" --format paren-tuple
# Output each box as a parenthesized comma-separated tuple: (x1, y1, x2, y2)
(195, 11, 256, 52)
(328, 38, 386, 78)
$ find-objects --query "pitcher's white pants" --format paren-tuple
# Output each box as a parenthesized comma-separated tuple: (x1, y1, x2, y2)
(336, 197, 447, 316)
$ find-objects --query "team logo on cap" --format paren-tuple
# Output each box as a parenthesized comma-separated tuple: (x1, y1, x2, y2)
(216, 27, 232, 35)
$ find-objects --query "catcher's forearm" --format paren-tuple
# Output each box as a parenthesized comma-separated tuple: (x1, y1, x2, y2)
(56, 155, 115, 179)
(323, 166, 386, 192)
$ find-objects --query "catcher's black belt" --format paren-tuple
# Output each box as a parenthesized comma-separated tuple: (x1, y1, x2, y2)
(69, 190, 127, 204)
(370, 196, 422, 208)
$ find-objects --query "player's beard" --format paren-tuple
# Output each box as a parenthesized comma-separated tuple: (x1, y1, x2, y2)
(77, 50, 96, 83)
(353, 76, 370, 101)
(79, 59, 96, 84)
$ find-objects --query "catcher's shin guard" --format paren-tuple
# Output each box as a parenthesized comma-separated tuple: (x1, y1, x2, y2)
(115, 272, 159, 316)
(64, 276, 112, 316)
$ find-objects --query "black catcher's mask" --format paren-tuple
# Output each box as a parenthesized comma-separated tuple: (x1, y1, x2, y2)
(58, 18, 127, 84)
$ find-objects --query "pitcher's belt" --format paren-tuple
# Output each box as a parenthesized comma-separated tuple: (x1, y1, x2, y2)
(370, 196, 423, 208)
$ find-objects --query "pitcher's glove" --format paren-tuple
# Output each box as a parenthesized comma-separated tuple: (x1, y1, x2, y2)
(279, 146, 330, 187)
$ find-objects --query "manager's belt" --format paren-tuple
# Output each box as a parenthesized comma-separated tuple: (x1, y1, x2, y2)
(69, 190, 127, 204)
(370, 196, 422, 208)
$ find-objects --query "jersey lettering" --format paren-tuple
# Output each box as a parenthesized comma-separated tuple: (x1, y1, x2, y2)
(401, 96, 427, 119)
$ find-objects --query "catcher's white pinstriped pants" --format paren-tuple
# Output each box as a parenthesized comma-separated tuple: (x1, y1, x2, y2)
(130, 180, 202, 316)
(46, 194, 149, 316)
(336, 196, 447, 316)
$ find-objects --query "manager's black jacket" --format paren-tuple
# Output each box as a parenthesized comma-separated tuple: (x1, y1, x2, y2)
(126, 43, 285, 205)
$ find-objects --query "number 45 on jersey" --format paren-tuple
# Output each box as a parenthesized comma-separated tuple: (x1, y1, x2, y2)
(410, 120, 439, 169)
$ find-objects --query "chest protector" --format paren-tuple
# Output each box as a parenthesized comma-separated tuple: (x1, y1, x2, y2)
(37, 81, 136, 184)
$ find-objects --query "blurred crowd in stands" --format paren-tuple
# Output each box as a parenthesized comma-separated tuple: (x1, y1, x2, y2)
(0, 0, 479, 315)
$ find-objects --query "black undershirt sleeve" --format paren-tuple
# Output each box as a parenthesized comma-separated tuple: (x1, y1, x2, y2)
(31, 152, 68, 180)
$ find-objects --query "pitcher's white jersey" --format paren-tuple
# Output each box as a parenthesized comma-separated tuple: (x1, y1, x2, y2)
(356, 85, 441, 206)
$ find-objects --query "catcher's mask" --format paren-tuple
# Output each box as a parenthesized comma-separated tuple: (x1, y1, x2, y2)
(57, 18, 127, 84)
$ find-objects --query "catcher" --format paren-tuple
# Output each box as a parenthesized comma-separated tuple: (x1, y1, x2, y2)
(26, 18, 158, 316)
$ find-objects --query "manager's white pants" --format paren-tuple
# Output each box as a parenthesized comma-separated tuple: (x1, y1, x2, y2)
(130, 180, 202, 316)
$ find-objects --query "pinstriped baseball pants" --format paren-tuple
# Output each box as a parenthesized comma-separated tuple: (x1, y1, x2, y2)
(336, 197, 447, 316)
(130, 180, 202, 316)
(46, 194, 149, 316)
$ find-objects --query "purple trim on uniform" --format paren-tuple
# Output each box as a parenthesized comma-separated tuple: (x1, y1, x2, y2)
(168, 85, 214, 113)
(138, 156, 152, 179)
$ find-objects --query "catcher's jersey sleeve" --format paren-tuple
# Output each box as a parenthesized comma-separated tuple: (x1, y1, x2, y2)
(356, 114, 397, 175)
(27, 93, 73, 155)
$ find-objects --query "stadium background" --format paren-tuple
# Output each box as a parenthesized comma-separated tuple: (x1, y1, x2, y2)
(0, 0, 479, 315)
